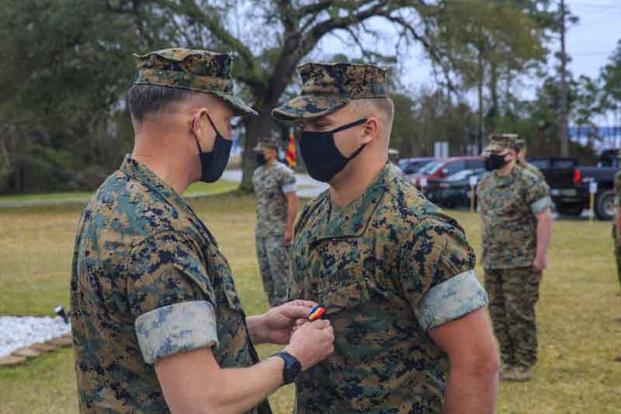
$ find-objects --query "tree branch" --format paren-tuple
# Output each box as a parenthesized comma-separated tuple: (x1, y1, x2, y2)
(159, 0, 267, 93)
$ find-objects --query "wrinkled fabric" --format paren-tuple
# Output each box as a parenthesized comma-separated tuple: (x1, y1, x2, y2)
(484, 267, 542, 368)
(272, 62, 389, 120)
(70, 155, 269, 414)
(289, 164, 486, 413)
(477, 166, 552, 269)
(133, 48, 255, 116)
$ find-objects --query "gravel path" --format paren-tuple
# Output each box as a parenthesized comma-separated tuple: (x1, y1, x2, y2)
(0, 316, 71, 358)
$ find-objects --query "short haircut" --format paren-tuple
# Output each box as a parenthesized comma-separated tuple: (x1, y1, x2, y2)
(352, 97, 394, 123)
(127, 84, 201, 123)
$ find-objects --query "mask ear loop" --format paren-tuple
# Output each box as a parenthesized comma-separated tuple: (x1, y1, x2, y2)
(330, 118, 368, 160)
(205, 113, 222, 136)
(193, 112, 223, 154)
(329, 118, 367, 134)
(191, 114, 204, 154)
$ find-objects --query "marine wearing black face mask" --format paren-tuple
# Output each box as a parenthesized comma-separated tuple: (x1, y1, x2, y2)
(191, 113, 233, 183)
(299, 118, 367, 182)
(484, 153, 509, 171)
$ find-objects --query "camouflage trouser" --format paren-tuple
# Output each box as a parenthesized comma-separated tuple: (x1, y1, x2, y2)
(256, 235, 290, 306)
(613, 229, 621, 290)
(484, 267, 542, 369)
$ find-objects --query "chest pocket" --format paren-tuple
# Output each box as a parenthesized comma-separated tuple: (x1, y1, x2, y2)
(318, 278, 371, 316)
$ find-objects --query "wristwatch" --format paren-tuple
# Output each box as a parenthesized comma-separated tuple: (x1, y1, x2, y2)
(273, 351, 302, 384)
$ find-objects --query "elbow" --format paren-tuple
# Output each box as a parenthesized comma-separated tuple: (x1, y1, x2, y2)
(479, 348, 501, 378)
(452, 344, 500, 379)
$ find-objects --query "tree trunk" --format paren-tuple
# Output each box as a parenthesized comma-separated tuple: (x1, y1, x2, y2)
(559, 0, 570, 157)
(488, 60, 498, 133)
(240, 102, 278, 191)
(477, 51, 485, 153)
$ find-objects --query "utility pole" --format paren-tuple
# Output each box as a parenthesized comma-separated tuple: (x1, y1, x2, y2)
(559, 0, 570, 157)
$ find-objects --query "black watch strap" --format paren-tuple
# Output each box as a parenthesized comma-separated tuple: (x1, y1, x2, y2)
(273, 351, 302, 384)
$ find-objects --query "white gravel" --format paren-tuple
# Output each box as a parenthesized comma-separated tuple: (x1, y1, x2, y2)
(0, 316, 71, 358)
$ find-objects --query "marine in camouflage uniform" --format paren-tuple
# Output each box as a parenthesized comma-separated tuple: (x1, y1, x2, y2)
(70, 48, 269, 413)
(477, 134, 553, 379)
(388, 148, 406, 179)
(515, 137, 544, 180)
(252, 135, 297, 306)
(613, 167, 621, 290)
(273, 63, 491, 413)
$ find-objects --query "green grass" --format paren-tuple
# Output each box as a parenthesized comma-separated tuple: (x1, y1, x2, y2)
(1, 195, 620, 413)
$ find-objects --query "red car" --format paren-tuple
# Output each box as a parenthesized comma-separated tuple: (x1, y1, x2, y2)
(410, 156, 485, 189)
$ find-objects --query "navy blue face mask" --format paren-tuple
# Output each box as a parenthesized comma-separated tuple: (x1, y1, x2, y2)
(192, 113, 232, 183)
(300, 118, 367, 182)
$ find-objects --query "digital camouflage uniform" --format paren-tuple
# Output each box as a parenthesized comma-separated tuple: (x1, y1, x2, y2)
(70, 49, 269, 414)
(477, 134, 553, 370)
(273, 63, 489, 413)
(252, 135, 297, 306)
(613, 169, 621, 289)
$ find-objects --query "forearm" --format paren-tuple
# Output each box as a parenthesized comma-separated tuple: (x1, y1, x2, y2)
(286, 197, 297, 233)
(246, 315, 268, 345)
(205, 357, 284, 414)
(443, 366, 498, 414)
(535, 211, 552, 259)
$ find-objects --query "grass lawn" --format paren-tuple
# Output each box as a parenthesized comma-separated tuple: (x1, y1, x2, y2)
(1, 191, 620, 413)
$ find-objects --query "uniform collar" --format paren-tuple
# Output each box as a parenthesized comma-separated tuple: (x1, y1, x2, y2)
(119, 155, 194, 215)
(493, 164, 520, 185)
(304, 163, 395, 243)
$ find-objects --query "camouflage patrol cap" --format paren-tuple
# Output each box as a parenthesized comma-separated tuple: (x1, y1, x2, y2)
(133, 48, 256, 116)
(515, 137, 527, 151)
(484, 133, 518, 153)
(254, 134, 280, 151)
(272, 62, 389, 121)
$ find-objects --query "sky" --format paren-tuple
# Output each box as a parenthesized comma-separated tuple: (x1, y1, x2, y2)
(313, 1, 621, 106)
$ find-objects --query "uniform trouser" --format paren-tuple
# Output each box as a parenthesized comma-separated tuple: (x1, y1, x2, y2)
(484, 267, 542, 369)
(255, 235, 290, 307)
(614, 232, 621, 289)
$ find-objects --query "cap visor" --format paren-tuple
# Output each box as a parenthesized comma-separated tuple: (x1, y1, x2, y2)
(215, 92, 257, 116)
(272, 95, 348, 121)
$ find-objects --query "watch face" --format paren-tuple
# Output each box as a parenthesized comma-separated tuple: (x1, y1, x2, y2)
(280, 352, 302, 384)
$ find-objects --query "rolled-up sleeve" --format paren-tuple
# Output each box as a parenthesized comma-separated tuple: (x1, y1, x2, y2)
(417, 270, 488, 330)
(127, 231, 218, 364)
(280, 167, 297, 194)
(526, 178, 552, 215)
(135, 301, 218, 364)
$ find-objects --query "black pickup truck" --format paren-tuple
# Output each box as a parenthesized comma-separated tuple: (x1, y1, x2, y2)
(531, 151, 619, 221)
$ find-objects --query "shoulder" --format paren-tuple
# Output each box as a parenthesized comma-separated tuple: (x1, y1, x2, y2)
(295, 191, 329, 231)
(90, 174, 185, 240)
(382, 176, 458, 232)
(274, 162, 295, 177)
(519, 167, 546, 188)
(252, 166, 263, 178)
(478, 172, 493, 187)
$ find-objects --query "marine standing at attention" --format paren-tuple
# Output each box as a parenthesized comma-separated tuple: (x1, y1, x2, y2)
(272, 62, 499, 413)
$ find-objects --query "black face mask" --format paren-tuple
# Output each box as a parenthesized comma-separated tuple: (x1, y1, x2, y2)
(256, 152, 267, 165)
(485, 153, 509, 171)
(192, 114, 232, 183)
(300, 118, 367, 183)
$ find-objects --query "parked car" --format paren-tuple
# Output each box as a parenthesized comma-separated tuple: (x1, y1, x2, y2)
(398, 157, 436, 175)
(528, 157, 587, 217)
(425, 168, 487, 209)
(530, 155, 617, 220)
(410, 156, 485, 189)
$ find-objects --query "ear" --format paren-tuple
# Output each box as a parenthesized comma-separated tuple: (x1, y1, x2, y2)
(191, 108, 208, 135)
(361, 117, 380, 144)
